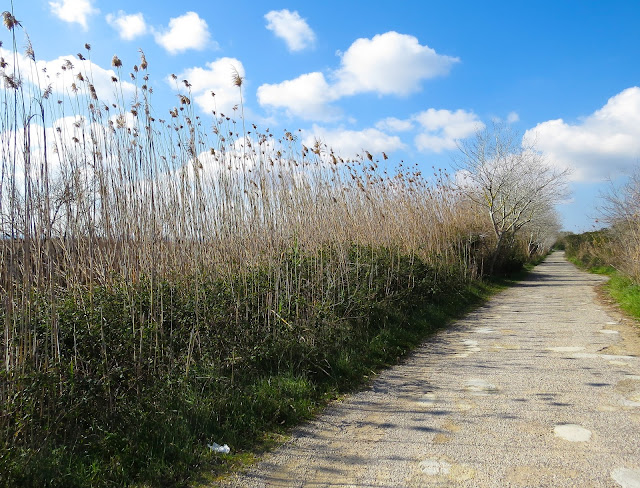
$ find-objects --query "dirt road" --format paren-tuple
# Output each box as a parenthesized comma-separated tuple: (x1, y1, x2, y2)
(222, 252, 640, 487)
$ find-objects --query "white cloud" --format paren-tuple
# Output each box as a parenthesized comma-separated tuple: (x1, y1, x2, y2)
(106, 11, 147, 40)
(303, 125, 405, 159)
(257, 72, 340, 121)
(265, 9, 315, 52)
(413, 109, 484, 152)
(257, 31, 458, 121)
(375, 117, 414, 132)
(154, 12, 213, 54)
(172, 58, 245, 116)
(507, 111, 520, 123)
(0, 47, 135, 102)
(523, 87, 640, 182)
(334, 31, 459, 97)
(49, 0, 98, 30)
(43, 55, 135, 101)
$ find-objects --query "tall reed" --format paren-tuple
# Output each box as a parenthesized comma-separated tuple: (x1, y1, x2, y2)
(0, 11, 554, 486)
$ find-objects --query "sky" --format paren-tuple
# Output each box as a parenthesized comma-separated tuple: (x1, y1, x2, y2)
(3, 0, 640, 232)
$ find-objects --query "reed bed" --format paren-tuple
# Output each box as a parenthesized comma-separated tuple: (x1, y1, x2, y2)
(0, 11, 553, 486)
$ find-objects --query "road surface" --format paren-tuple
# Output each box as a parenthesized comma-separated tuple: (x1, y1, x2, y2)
(222, 252, 640, 487)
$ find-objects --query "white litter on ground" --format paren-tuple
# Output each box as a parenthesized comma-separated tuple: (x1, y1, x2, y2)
(208, 442, 230, 454)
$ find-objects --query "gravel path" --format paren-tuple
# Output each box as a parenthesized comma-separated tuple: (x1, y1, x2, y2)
(221, 252, 640, 487)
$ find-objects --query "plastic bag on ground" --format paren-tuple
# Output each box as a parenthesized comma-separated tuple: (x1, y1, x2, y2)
(208, 442, 231, 454)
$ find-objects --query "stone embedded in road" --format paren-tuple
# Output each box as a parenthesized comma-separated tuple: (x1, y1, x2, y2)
(474, 327, 495, 334)
(573, 353, 635, 360)
(611, 467, 640, 488)
(419, 459, 451, 475)
(466, 378, 497, 395)
(461, 339, 481, 352)
(554, 424, 592, 442)
(547, 346, 585, 352)
(600, 329, 620, 334)
(418, 392, 437, 406)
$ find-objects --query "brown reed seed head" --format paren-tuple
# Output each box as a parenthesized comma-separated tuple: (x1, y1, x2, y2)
(2, 11, 20, 30)
(231, 67, 243, 88)
(139, 49, 148, 70)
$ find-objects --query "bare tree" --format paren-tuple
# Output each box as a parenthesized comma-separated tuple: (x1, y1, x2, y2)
(600, 169, 640, 281)
(522, 201, 562, 256)
(455, 123, 569, 273)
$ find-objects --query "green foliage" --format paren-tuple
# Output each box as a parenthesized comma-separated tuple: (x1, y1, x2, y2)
(0, 244, 522, 488)
(562, 229, 639, 335)
(561, 229, 615, 269)
(606, 273, 640, 320)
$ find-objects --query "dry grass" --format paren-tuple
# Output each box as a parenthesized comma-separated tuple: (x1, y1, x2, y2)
(0, 22, 486, 378)
(0, 13, 557, 486)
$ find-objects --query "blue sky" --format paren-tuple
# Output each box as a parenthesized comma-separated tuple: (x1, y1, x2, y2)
(4, 0, 640, 231)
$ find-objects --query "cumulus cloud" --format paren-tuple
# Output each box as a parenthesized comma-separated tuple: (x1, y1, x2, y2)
(413, 109, 484, 152)
(154, 12, 213, 54)
(294, 108, 481, 158)
(523, 87, 640, 182)
(334, 32, 459, 97)
(0, 47, 135, 102)
(49, 0, 98, 30)
(172, 58, 245, 116)
(265, 9, 315, 52)
(106, 11, 147, 40)
(257, 31, 457, 121)
(303, 125, 405, 159)
(375, 117, 415, 132)
(257, 72, 341, 121)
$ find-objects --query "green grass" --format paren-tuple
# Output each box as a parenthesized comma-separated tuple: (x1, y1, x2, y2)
(195, 269, 524, 485)
(566, 250, 640, 321)
(1, 243, 545, 488)
(566, 256, 616, 275)
(606, 273, 640, 320)
(3, 245, 533, 488)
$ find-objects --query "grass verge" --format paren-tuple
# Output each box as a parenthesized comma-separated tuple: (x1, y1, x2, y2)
(196, 268, 532, 486)
(606, 273, 640, 320)
(566, 254, 640, 322)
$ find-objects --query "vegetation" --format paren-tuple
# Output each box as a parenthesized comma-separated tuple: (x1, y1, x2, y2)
(0, 9, 560, 487)
(455, 123, 566, 274)
(560, 170, 640, 321)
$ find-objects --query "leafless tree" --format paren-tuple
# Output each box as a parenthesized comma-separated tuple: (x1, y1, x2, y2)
(600, 169, 640, 281)
(522, 202, 562, 256)
(455, 123, 569, 273)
